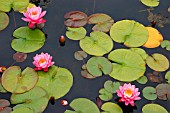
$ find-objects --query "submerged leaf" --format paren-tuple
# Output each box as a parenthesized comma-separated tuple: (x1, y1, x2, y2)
(74, 51, 87, 60)
(156, 83, 170, 100)
(99, 88, 113, 101)
(0, 12, 9, 31)
(141, 0, 160, 7)
(96, 97, 102, 109)
(142, 87, 157, 100)
(142, 104, 168, 113)
(104, 80, 120, 93)
(136, 76, 148, 84)
(66, 27, 86, 40)
(101, 102, 123, 113)
(13, 52, 27, 62)
(161, 40, 170, 51)
(147, 72, 163, 83)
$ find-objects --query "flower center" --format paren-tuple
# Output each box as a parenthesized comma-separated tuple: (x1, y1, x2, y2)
(39, 58, 46, 64)
(125, 89, 133, 97)
(31, 11, 38, 15)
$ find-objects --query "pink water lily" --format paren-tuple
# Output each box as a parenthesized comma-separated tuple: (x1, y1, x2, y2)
(116, 83, 141, 106)
(22, 6, 46, 28)
(33, 53, 54, 72)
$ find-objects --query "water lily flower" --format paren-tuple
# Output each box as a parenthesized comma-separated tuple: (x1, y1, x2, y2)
(33, 53, 54, 72)
(116, 83, 141, 106)
(22, 6, 46, 28)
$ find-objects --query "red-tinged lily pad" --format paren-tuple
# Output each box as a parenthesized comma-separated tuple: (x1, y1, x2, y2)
(0, 99, 12, 113)
(13, 52, 27, 62)
(81, 70, 97, 79)
(64, 11, 88, 28)
(1, 66, 38, 93)
(142, 104, 168, 113)
(146, 72, 163, 83)
(101, 102, 123, 113)
(142, 86, 157, 100)
(74, 51, 87, 60)
(0, 12, 9, 31)
(146, 53, 169, 72)
(156, 83, 170, 100)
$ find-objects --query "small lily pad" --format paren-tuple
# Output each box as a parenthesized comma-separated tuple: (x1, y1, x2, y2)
(146, 72, 163, 83)
(101, 102, 123, 113)
(136, 76, 148, 84)
(80, 31, 113, 56)
(142, 86, 157, 100)
(66, 27, 86, 40)
(0, 12, 9, 31)
(130, 48, 148, 60)
(141, 0, 160, 7)
(146, 53, 169, 72)
(99, 88, 113, 101)
(65, 98, 100, 113)
(110, 20, 148, 47)
(81, 70, 97, 79)
(156, 83, 170, 100)
(0, 99, 12, 113)
(165, 71, 170, 84)
(13, 52, 27, 62)
(104, 80, 120, 93)
(1, 66, 38, 93)
(11, 107, 33, 113)
(161, 40, 170, 51)
(142, 104, 168, 113)
(86, 57, 113, 76)
(74, 51, 87, 60)
(92, 22, 113, 33)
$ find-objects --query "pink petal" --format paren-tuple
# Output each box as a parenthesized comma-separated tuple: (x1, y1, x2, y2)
(21, 18, 31, 22)
(39, 11, 46, 18)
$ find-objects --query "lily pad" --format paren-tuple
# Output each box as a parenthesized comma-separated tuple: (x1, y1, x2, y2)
(165, 71, 170, 84)
(81, 70, 97, 79)
(74, 51, 87, 60)
(136, 76, 148, 84)
(0, 12, 9, 31)
(142, 104, 168, 113)
(0, 0, 13, 12)
(146, 72, 163, 83)
(36, 65, 73, 99)
(146, 53, 169, 72)
(0, 99, 12, 113)
(101, 102, 123, 113)
(99, 88, 113, 101)
(13, 52, 27, 62)
(80, 31, 113, 56)
(108, 49, 146, 81)
(1, 66, 38, 93)
(142, 86, 157, 100)
(130, 48, 148, 60)
(156, 83, 170, 100)
(66, 27, 86, 40)
(11, 107, 33, 113)
(110, 20, 148, 47)
(161, 40, 170, 51)
(11, 86, 49, 113)
(86, 57, 112, 76)
(11, 27, 46, 53)
(141, 0, 160, 7)
(92, 22, 113, 33)
(0, 82, 7, 93)
(65, 98, 100, 113)
(104, 80, 120, 93)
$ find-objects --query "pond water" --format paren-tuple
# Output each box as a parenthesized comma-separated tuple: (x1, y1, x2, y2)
(0, 0, 170, 113)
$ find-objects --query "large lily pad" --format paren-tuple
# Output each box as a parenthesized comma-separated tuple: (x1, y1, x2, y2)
(110, 20, 148, 47)
(108, 49, 146, 81)
(146, 53, 169, 72)
(0, 12, 9, 31)
(161, 40, 170, 51)
(0, 81, 7, 93)
(156, 83, 170, 100)
(11, 86, 49, 113)
(0, 0, 13, 12)
(66, 27, 86, 40)
(11, 27, 46, 53)
(99, 88, 113, 101)
(80, 31, 113, 56)
(142, 86, 157, 100)
(86, 57, 113, 76)
(142, 104, 168, 113)
(11, 107, 33, 113)
(101, 102, 123, 113)
(104, 80, 120, 93)
(165, 71, 170, 84)
(65, 98, 100, 113)
(130, 48, 148, 60)
(1, 66, 38, 93)
(141, 0, 160, 7)
(36, 65, 73, 99)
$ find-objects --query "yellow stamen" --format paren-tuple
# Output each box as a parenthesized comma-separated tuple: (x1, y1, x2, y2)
(125, 89, 133, 97)
(39, 58, 46, 64)
(31, 11, 38, 15)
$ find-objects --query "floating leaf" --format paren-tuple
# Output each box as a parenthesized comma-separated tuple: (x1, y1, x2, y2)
(136, 76, 148, 84)
(81, 70, 97, 79)
(142, 87, 157, 100)
(96, 97, 102, 109)
(146, 53, 169, 72)
(104, 80, 120, 93)
(0, 12, 9, 31)
(80, 31, 113, 56)
(66, 27, 86, 40)
(141, 0, 160, 7)
(101, 102, 123, 113)
(64, 11, 88, 28)
(0, 107, 12, 113)
(0, 82, 7, 93)
(36, 66, 73, 99)
(74, 51, 87, 61)
(92, 22, 113, 33)
(12, 27, 46, 53)
(143, 27, 163, 48)
(161, 40, 170, 51)
(65, 98, 100, 113)
(13, 52, 27, 62)
(0, 99, 12, 113)
(11, 107, 33, 113)
(142, 104, 168, 113)
(108, 49, 146, 82)
(19, 3, 35, 13)
(1, 66, 38, 93)
(110, 20, 148, 47)
(0, 0, 13, 12)
(165, 71, 170, 84)
(11, 86, 49, 113)
(147, 72, 163, 83)
(99, 88, 113, 101)
(130, 48, 148, 60)
(82, 64, 87, 70)
(156, 83, 170, 100)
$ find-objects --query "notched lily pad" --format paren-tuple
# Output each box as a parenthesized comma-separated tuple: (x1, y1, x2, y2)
(11, 107, 33, 113)
(161, 40, 170, 51)
(165, 71, 170, 84)
(136, 76, 148, 84)
(0, 12, 9, 31)
(81, 70, 97, 79)
(130, 48, 148, 60)
(13, 52, 27, 62)
(101, 102, 123, 113)
(142, 104, 168, 113)
(74, 50, 87, 60)
(156, 83, 170, 100)
(66, 27, 86, 40)
(142, 86, 157, 100)
(104, 80, 120, 93)
(141, 0, 160, 7)
(99, 88, 113, 101)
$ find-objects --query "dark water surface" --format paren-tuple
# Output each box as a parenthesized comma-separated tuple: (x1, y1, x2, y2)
(1, 0, 170, 113)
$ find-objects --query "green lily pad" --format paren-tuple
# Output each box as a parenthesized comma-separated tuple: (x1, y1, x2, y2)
(80, 31, 113, 56)
(11, 27, 46, 53)
(1, 66, 38, 93)
(99, 88, 113, 101)
(36, 65, 73, 99)
(66, 27, 86, 40)
(0, 12, 9, 31)
(146, 53, 169, 72)
(165, 71, 170, 84)
(86, 57, 113, 76)
(12, 0, 29, 11)
(110, 20, 148, 47)
(65, 98, 100, 113)
(161, 40, 170, 51)
(156, 83, 170, 100)
(11, 107, 34, 113)
(104, 80, 120, 93)
(136, 76, 148, 84)
(0, 81, 7, 93)
(11, 86, 49, 113)
(108, 49, 146, 81)
(101, 102, 123, 113)
(130, 48, 149, 60)
(142, 104, 168, 113)
(142, 86, 157, 100)
(0, 0, 13, 12)
(141, 0, 160, 7)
